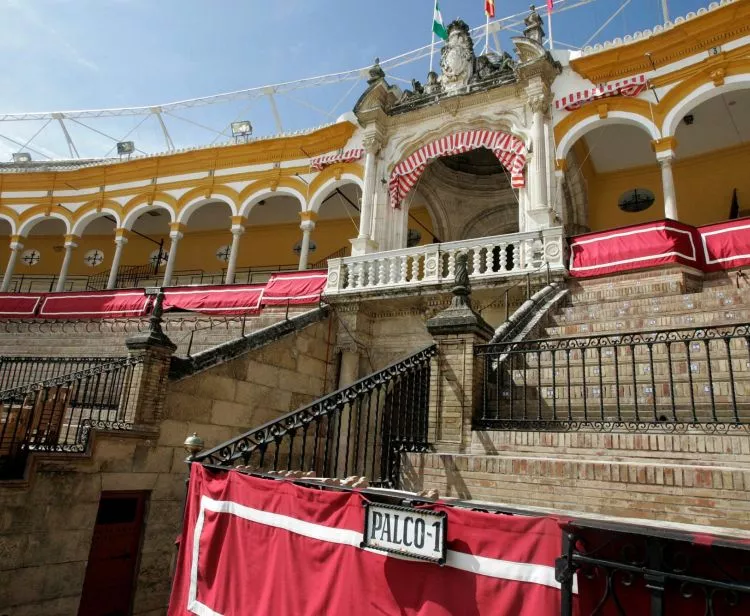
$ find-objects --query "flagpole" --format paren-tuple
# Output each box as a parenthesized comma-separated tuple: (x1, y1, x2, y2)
(430, 0, 437, 73)
(485, 15, 490, 54)
(547, 5, 555, 51)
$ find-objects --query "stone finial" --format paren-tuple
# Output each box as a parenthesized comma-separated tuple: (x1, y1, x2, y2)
(126, 288, 176, 351)
(367, 58, 385, 85)
(523, 5, 545, 44)
(426, 250, 494, 338)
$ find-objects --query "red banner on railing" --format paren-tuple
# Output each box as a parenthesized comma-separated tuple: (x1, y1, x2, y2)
(0, 293, 44, 318)
(169, 465, 571, 616)
(262, 270, 327, 305)
(38, 290, 151, 319)
(163, 284, 263, 314)
(698, 219, 750, 272)
(569, 220, 700, 278)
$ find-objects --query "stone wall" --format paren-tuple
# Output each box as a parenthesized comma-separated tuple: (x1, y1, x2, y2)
(401, 430, 750, 531)
(0, 315, 335, 616)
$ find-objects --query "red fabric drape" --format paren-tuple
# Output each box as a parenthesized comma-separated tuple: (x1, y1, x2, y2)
(262, 270, 327, 306)
(698, 219, 750, 272)
(169, 465, 571, 616)
(569, 220, 700, 278)
(163, 284, 263, 314)
(38, 290, 151, 319)
(0, 293, 44, 318)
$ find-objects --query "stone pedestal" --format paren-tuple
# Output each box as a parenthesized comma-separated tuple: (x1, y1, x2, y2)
(125, 292, 177, 425)
(349, 236, 379, 256)
(425, 256, 494, 452)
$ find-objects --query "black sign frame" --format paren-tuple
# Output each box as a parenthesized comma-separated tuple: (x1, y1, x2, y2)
(360, 501, 448, 565)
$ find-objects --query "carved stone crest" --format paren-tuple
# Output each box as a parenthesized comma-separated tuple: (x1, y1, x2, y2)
(439, 20, 474, 93)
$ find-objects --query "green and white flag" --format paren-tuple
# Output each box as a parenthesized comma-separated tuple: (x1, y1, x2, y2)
(433, 1, 448, 40)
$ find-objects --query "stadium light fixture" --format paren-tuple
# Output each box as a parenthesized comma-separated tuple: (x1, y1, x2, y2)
(117, 141, 135, 158)
(12, 152, 31, 163)
(231, 121, 253, 143)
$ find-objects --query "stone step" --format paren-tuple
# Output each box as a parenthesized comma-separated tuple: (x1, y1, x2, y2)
(555, 294, 750, 325)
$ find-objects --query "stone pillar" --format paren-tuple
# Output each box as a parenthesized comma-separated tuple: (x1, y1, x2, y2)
(652, 138, 679, 221)
(125, 290, 177, 425)
(425, 253, 494, 452)
(531, 99, 548, 209)
(55, 234, 79, 292)
(162, 223, 185, 287)
(225, 216, 246, 284)
(554, 158, 568, 228)
(107, 229, 128, 290)
(298, 212, 317, 271)
(1, 236, 24, 292)
(350, 135, 381, 256)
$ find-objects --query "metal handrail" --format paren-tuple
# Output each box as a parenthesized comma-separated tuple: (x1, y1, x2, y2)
(195, 344, 437, 487)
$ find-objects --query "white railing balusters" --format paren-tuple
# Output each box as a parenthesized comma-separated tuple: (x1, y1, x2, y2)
(324, 228, 565, 295)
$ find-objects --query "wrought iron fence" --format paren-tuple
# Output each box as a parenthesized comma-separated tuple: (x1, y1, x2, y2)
(476, 323, 750, 432)
(0, 356, 143, 479)
(0, 356, 118, 392)
(195, 345, 436, 487)
(557, 522, 750, 616)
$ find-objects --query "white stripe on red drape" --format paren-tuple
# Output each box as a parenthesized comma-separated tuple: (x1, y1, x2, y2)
(389, 130, 527, 208)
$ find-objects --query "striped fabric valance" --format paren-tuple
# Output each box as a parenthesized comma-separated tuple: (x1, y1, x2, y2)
(310, 148, 364, 171)
(389, 130, 528, 208)
(554, 74, 648, 112)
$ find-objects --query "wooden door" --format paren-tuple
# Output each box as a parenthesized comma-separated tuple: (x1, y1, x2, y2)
(78, 491, 148, 616)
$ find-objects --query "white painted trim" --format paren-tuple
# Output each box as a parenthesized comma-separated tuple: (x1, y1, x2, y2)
(555, 112, 661, 160)
(186, 495, 574, 616)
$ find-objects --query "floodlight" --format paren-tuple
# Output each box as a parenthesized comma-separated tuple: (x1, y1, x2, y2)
(12, 152, 31, 163)
(231, 121, 253, 139)
(117, 141, 135, 155)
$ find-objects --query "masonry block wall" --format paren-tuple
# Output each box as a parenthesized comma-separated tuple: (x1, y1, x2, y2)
(0, 317, 334, 616)
(401, 430, 750, 531)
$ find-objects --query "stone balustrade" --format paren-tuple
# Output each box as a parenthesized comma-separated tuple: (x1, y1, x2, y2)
(324, 227, 566, 295)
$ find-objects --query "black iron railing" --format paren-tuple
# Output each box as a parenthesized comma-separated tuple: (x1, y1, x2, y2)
(476, 323, 750, 432)
(0, 356, 118, 392)
(195, 345, 436, 487)
(0, 356, 142, 479)
(557, 522, 750, 616)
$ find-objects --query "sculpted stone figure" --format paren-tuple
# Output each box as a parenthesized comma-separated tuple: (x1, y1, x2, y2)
(439, 20, 475, 93)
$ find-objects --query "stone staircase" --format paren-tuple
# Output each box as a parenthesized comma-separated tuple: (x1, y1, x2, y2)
(0, 306, 313, 358)
(405, 269, 750, 532)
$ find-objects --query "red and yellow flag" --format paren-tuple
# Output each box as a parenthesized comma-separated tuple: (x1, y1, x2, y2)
(485, 0, 495, 18)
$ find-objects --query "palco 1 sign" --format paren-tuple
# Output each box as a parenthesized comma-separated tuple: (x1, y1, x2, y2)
(361, 502, 447, 564)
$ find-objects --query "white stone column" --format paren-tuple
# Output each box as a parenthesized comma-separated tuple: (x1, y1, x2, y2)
(225, 216, 246, 285)
(531, 103, 548, 209)
(1, 236, 24, 292)
(652, 138, 679, 221)
(350, 135, 381, 256)
(554, 159, 568, 228)
(162, 223, 185, 287)
(107, 230, 128, 290)
(55, 234, 79, 292)
(298, 212, 317, 271)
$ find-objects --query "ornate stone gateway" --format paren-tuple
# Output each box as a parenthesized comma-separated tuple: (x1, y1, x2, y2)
(351, 7, 561, 258)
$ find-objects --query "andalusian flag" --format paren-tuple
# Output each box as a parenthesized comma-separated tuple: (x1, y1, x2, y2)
(433, 1, 448, 40)
(485, 0, 495, 18)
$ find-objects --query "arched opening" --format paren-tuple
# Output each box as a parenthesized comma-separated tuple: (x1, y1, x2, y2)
(119, 206, 172, 287)
(312, 182, 363, 267)
(243, 194, 305, 278)
(672, 88, 750, 225)
(0, 219, 14, 288)
(563, 122, 660, 232)
(173, 200, 233, 285)
(17, 218, 69, 291)
(74, 214, 118, 282)
(408, 147, 515, 243)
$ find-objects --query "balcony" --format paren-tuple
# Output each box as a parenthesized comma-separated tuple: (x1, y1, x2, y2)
(324, 227, 566, 296)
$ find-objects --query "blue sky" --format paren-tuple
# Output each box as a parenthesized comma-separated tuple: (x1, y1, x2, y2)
(0, 0, 713, 159)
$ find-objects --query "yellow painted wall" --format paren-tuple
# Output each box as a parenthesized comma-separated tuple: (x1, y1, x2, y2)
(585, 143, 750, 231)
(0, 209, 435, 278)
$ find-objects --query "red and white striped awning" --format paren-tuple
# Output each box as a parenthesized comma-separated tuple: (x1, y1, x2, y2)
(554, 74, 648, 112)
(389, 130, 528, 208)
(310, 149, 364, 171)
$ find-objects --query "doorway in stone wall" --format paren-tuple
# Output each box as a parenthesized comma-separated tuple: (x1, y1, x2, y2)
(78, 491, 148, 616)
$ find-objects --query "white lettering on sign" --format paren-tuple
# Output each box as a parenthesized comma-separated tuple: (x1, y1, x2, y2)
(361, 502, 447, 564)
